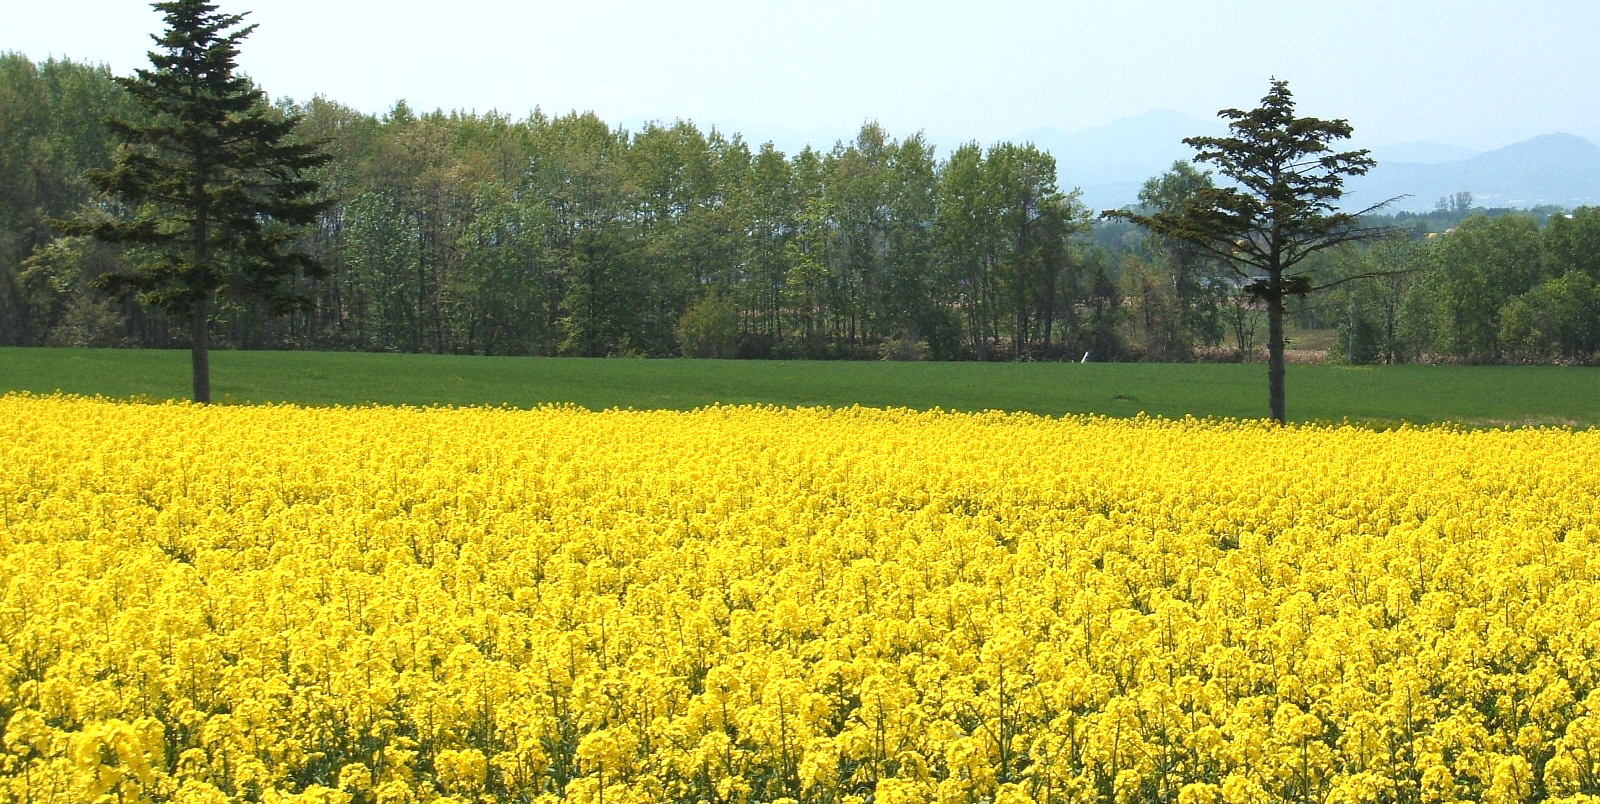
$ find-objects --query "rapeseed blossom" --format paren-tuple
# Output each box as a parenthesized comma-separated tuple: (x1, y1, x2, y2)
(2, 394, 1598, 803)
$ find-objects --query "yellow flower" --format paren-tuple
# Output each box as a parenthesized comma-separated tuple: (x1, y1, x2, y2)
(3, 394, 1597, 802)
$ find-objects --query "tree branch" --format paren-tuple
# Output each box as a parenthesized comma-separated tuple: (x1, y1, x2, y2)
(1305, 267, 1414, 293)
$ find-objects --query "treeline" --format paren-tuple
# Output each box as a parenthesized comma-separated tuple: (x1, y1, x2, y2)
(2, 53, 1114, 361)
(1306, 209, 1600, 364)
(3, 53, 1597, 363)
(1100, 192, 1600, 365)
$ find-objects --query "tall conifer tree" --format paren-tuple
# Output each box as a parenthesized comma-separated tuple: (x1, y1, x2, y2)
(1109, 80, 1392, 423)
(63, 0, 329, 402)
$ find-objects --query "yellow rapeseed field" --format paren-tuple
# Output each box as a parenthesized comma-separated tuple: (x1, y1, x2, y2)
(3, 393, 1599, 804)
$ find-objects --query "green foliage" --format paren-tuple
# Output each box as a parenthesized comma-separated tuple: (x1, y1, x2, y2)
(928, 141, 1092, 359)
(914, 304, 965, 361)
(340, 191, 420, 350)
(1329, 310, 1384, 365)
(1412, 214, 1543, 360)
(1124, 161, 1237, 359)
(1320, 239, 1418, 365)
(1537, 207, 1600, 280)
(0, 54, 135, 345)
(676, 293, 742, 358)
(451, 182, 552, 356)
(19, 234, 137, 346)
(1499, 271, 1599, 361)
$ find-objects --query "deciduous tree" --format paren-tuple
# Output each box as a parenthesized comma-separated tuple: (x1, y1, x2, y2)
(1133, 161, 1231, 356)
(1417, 214, 1543, 360)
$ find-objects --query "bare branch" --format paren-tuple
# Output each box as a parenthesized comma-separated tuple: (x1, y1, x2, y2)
(1306, 268, 1414, 293)
(1348, 195, 1410, 218)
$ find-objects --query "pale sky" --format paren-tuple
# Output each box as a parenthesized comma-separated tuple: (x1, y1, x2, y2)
(9, 0, 1600, 152)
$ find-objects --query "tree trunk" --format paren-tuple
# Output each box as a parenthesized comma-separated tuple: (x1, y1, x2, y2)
(1042, 291, 1056, 353)
(1266, 275, 1286, 424)
(191, 295, 211, 404)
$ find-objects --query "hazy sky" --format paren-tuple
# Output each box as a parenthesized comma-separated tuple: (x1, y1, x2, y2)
(9, 0, 1600, 151)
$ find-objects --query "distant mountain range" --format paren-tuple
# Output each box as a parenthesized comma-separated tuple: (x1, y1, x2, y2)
(630, 110, 1600, 214)
(1342, 133, 1600, 213)
(1014, 112, 1600, 213)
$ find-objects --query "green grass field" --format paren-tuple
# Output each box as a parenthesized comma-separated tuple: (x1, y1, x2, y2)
(1, 347, 1595, 427)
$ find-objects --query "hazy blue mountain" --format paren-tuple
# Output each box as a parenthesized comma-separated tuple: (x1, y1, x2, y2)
(1367, 141, 1481, 164)
(1017, 109, 1223, 183)
(1344, 132, 1600, 212)
(1066, 125, 1600, 214)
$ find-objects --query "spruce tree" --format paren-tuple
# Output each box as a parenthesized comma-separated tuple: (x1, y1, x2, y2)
(63, 0, 329, 402)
